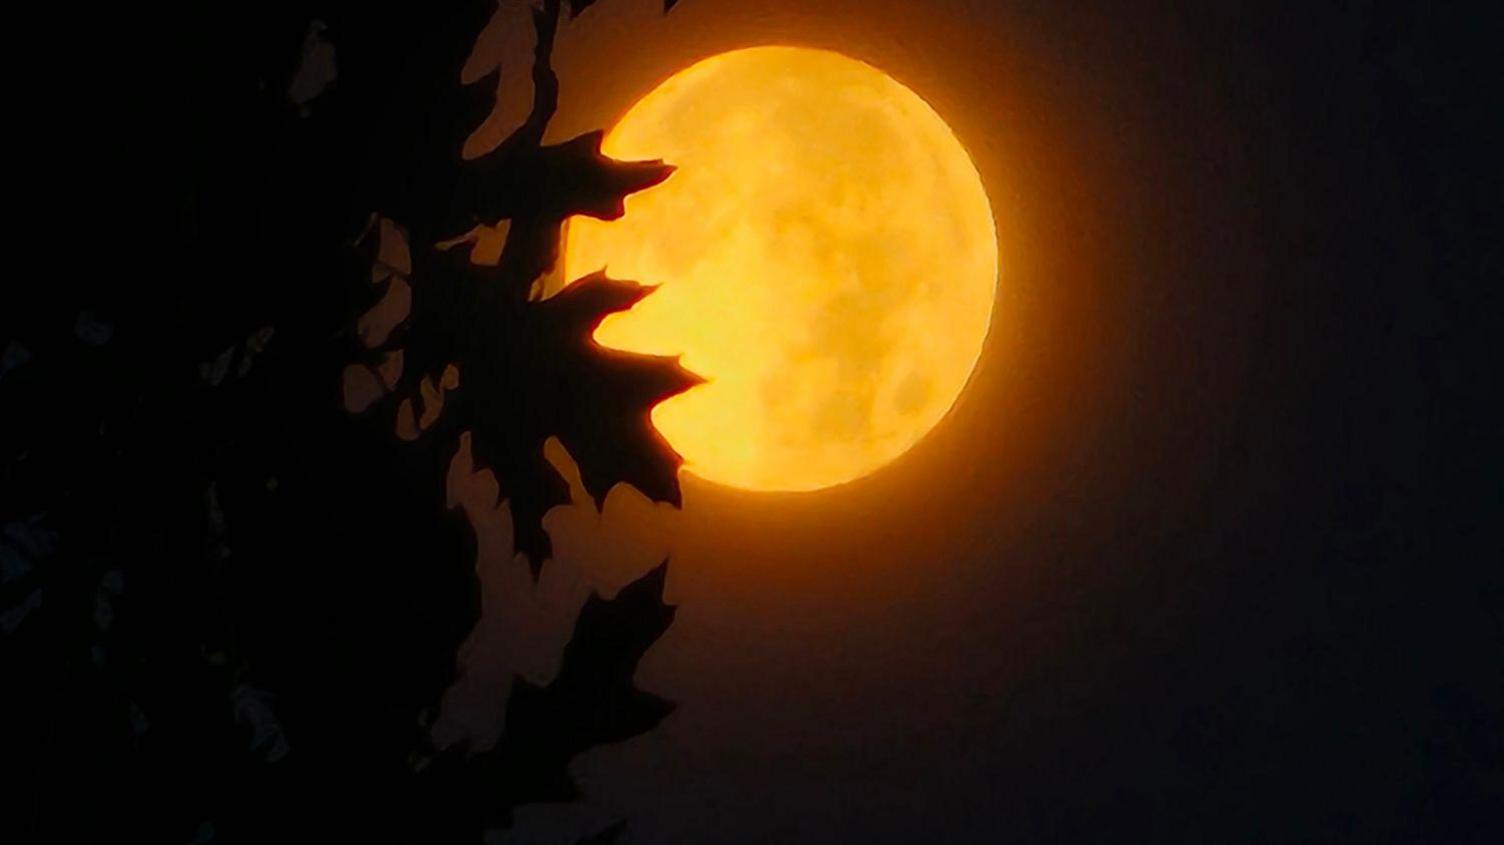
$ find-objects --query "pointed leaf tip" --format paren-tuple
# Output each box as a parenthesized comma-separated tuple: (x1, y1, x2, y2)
(642, 559, 670, 594)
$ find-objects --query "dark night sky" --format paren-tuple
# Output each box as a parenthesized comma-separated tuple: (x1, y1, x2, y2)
(434, 2, 1502, 841)
(40, 1, 1502, 842)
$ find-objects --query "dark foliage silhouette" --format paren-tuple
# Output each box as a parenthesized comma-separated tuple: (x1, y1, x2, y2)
(421, 562, 677, 834)
(8, 1, 696, 841)
(367, 243, 699, 566)
(350, 0, 696, 566)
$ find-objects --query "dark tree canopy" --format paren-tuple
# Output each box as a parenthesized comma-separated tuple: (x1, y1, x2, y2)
(8, 1, 698, 841)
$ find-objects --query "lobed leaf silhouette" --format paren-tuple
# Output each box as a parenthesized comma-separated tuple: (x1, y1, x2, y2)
(391, 251, 703, 566)
(474, 562, 676, 813)
(415, 562, 677, 834)
(363, 0, 698, 570)
(340, 0, 700, 832)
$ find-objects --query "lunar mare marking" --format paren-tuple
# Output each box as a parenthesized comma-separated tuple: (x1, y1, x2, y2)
(564, 46, 997, 492)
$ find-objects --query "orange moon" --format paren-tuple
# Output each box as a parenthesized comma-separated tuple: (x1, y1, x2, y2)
(565, 46, 997, 492)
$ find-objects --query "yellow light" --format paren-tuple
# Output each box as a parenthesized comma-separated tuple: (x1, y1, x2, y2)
(565, 46, 997, 492)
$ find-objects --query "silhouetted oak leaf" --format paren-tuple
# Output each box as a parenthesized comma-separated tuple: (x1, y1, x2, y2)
(361, 0, 693, 572)
(476, 561, 677, 807)
(468, 132, 674, 289)
(431, 261, 702, 568)
(385, 138, 672, 398)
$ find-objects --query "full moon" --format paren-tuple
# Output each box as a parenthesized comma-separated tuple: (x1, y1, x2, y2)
(564, 46, 997, 492)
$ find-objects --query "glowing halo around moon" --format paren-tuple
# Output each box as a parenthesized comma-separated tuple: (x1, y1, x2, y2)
(564, 46, 998, 492)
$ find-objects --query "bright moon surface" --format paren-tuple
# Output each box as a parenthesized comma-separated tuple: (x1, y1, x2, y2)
(564, 46, 997, 492)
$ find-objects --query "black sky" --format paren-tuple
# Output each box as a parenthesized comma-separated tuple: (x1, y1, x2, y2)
(465, 3, 1502, 841)
(27, 1, 1504, 842)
